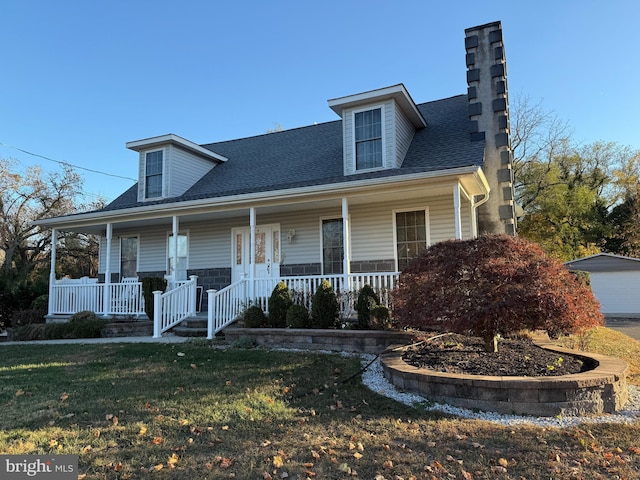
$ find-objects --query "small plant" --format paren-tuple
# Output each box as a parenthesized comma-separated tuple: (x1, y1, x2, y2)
(267, 281, 292, 328)
(232, 335, 258, 349)
(43, 314, 107, 339)
(70, 310, 99, 322)
(286, 304, 311, 328)
(311, 280, 339, 329)
(369, 304, 391, 330)
(356, 285, 380, 329)
(243, 305, 267, 328)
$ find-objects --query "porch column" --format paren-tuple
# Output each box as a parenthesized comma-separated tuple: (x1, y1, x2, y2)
(249, 207, 256, 301)
(342, 198, 351, 292)
(102, 223, 112, 318)
(47, 228, 57, 316)
(470, 196, 478, 238)
(453, 184, 462, 240)
(172, 215, 179, 285)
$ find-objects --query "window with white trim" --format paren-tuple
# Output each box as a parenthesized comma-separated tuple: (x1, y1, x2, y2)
(145, 150, 163, 199)
(322, 218, 343, 274)
(167, 232, 188, 281)
(395, 210, 428, 271)
(120, 237, 138, 279)
(354, 107, 383, 170)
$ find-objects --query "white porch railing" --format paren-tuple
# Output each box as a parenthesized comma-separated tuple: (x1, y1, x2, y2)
(153, 276, 198, 337)
(205, 272, 400, 339)
(49, 278, 146, 316)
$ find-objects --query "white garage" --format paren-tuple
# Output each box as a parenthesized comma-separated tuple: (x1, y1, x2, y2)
(565, 253, 640, 317)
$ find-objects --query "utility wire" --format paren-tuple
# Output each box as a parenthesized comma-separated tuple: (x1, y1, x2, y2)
(0, 141, 137, 182)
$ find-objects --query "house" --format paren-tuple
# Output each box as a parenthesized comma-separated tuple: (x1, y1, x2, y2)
(565, 253, 640, 317)
(35, 21, 517, 337)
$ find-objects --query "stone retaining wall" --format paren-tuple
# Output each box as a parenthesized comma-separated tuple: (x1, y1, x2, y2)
(382, 339, 629, 417)
(223, 327, 414, 354)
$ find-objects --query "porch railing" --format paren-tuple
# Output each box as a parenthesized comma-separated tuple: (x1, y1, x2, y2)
(205, 272, 400, 338)
(153, 276, 198, 337)
(49, 278, 145, 316)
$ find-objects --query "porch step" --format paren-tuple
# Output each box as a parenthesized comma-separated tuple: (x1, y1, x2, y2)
(173, 317, 208, 337)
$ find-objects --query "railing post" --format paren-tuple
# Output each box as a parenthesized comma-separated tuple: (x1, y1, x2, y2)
(189, 275, 198, 315)
(152, 290, 162, 338)
(206, 289, 217, 339)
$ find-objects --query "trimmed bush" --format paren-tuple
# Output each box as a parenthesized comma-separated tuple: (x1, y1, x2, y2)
(393, 234, 604, 352)
(311, 280, 339, 329)
(267, 281, 293, 328)
(11, 308, 46, 326)
(43, 316, 107, 340)
(244, 305, 267, 328)
(286, 304, 311, 328)
(370, 305, 391, 330)
(356, 285, 380, 329)
(70, 310, 99, 322)
(141, 277, 167, 320)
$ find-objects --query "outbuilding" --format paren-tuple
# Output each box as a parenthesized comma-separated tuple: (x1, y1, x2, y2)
(565, 253, 640, 317)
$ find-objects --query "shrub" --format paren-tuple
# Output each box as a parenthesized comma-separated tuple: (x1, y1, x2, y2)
(311, 280, 339, 329)
(10, 324, 46, 341)
(393, 234, 604, 352)
(244, 305, 267, 328)
(286, 304, 311, 328)
(356, 285, 380, 329)
(141, 277, 167, 320)
(11, 308, 46, 326)
(267, 281, 293, 328)
(370, 305, 391, 330)
(31, 294, 49, 310)
(43, 316, 107, 340)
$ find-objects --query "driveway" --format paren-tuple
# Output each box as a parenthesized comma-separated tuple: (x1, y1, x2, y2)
(605, 317, 640, 341)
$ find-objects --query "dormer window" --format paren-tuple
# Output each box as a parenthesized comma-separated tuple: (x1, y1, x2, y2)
(355, 107, 383, 170)
(145, 150, 163, 199)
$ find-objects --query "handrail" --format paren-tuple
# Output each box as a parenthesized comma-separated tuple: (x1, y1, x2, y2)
(153, 276, 198, 338)
(207, 280, 248, 339)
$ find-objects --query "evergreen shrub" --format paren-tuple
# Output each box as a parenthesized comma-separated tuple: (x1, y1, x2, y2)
(244, 305, 267, 328)
(141, 277, 167, 320)
(286, 304, 311, 328)
(311, 280, 339, 329)
(356, 284, 380, 329)
(267, 281, 293, 328)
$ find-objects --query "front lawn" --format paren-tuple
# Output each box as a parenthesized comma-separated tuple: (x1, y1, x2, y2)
(1, 336, 639, 479)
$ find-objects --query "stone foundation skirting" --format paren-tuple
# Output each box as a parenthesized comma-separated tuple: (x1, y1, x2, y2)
(223, 327, 414, 354)
(381, 339, 629, 417)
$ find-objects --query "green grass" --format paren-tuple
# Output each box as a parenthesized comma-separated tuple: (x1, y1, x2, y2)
(0, 336, 639, 479)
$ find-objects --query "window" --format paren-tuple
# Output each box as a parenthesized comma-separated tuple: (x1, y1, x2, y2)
(145, 150, 163, 198)
(168, 233, 188, 281)
(322, 219, 343, 274)
(120, 237, 138, 278)
(355, 108, 382, 170)
(395, 210, 427, 271)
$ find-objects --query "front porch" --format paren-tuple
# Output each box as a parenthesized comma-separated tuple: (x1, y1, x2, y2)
(47, 272, 400, 339)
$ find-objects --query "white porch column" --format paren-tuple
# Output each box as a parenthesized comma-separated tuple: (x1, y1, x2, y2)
(172, 215, 179, 284)
(249, 207, 256, 301)
(453, 184, 462, 240)
(47, 228, 57, 316)
(342, 197, 351, 292)
(102, 223, 112, 318)
(470, 196, 478, 238)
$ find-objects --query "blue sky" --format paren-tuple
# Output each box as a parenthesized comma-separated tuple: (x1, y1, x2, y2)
(1, 0, 638, 202)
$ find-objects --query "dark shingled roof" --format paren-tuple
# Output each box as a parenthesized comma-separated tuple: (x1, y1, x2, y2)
(102, 94, 483, 212)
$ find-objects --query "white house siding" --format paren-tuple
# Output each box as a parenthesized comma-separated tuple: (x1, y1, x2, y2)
(589, 271, 640, 315)
(166, 145, 216, 198)
(394, 101, 415, 168)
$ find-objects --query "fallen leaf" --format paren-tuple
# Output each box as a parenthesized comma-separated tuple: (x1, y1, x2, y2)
(152, 436, 163, 445)
(179, 419, 189, 426)
(138, 425, 147, 436)
(190, 363, 197, 369)
(353, 452, 363, 459)
(168, 453, 179, 466)
(219, 457, 233, 469)
(77, 474, 87, 480)
(261, 440, 272, 447)
(153, 464, 164, 471)
(82, 445, 92, 452)
(498, 458, 509, 467)
(222, 425, 230, 431)
(60, 393, 69, 401)
(177, 352, 185, 357)
(382, 460, 393, 469)
(15, 389, 24, 396)
(311, 450, 320, 459)
(273, 455, 284, 468)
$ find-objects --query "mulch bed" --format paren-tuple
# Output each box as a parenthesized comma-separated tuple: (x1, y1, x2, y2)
(401, 332, 593, 377)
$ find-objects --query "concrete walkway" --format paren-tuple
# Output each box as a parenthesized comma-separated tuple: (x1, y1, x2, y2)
(0, 334, 193, 346)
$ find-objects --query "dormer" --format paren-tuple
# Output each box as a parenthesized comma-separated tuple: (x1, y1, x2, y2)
(126, 134, 227, 202)
(328, 84, 427, 175)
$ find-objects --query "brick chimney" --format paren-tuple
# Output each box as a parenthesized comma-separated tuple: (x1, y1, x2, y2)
(465, 21, 516, 235)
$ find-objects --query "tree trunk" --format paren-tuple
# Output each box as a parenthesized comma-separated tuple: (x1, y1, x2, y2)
(484, 334, 498, 353)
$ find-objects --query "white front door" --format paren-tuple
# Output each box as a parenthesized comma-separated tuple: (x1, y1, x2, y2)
(232, 224, 281, 284)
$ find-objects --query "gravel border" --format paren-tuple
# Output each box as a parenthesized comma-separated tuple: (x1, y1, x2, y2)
(360, 355, 640, 427)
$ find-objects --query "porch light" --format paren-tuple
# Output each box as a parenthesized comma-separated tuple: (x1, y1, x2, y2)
(287, 229, 296, 243)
